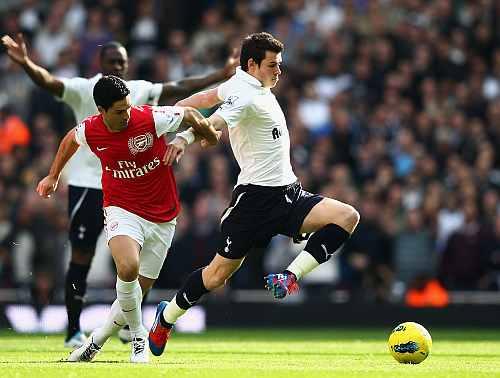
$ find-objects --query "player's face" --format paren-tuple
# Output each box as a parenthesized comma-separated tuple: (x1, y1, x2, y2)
(251, 51, 282, 88)
(102, 95, 132, 132)
(101, 47, 129, 78)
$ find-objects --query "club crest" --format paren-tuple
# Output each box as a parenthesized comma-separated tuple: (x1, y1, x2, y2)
(128, 132, 153, 155)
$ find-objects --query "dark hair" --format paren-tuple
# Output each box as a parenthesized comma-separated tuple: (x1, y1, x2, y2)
(93, 75, 130, 110)
(240, 32, 283, 71)
(99, 41, 125, 60)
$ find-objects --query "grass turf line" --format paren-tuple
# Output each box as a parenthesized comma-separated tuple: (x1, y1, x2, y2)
(1, 328, 500, 378)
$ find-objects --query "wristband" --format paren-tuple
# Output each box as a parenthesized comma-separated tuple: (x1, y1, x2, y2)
(176, 130, 195, 145)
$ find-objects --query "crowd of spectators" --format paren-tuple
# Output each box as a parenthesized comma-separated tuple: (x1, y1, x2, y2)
(1, 0, 500, 306)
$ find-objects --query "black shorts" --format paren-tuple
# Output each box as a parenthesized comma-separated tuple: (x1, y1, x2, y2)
(68, 185, 104, 250)
(218, 181, 323, 259)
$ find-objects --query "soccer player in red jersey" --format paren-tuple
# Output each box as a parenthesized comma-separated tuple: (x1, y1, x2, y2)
(36, 75, 219, 363)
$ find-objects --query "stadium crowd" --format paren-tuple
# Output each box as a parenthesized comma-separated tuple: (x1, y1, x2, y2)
(1, 0, 500, 307)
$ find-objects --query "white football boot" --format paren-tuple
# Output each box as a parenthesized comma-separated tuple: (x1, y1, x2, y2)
(130, 332, 149, 363)
(68, 331, 101, 362)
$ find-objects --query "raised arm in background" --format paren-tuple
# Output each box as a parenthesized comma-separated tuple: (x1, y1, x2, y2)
(1, 33, 64, 97)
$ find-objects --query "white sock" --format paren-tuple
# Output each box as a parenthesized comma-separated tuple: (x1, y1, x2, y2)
(116, 277, 144, 335)
(93, 299, 125, 346)
(286, 251, 320, 280)
(162, 295, 187, 325)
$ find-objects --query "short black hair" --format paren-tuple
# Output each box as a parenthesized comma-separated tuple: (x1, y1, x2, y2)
(93, 75, 130, 110)
(240, 32, 283, 71)
(99, 41, 125, 60)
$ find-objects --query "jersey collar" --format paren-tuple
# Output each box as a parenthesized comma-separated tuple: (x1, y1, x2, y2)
(235, 67, 265, 89)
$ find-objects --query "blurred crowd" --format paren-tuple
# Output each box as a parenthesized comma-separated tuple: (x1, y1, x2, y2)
(1, 0, 500, 307)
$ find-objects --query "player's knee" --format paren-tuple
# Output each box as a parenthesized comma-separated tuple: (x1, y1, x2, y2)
(329, 203, 359, 234)
(344, 205, 360, 233)
(116, 261, 139, 282)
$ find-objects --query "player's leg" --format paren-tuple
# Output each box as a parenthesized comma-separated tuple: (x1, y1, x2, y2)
(266, 188, 360, 298)
(64, 186, 103, 348)
(149, 253, 244, 356)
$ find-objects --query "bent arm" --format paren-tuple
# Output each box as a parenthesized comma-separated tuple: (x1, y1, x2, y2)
(48, 128, 79, 179)
(175, 87, 222, 110)
(180, 107, 219, 145)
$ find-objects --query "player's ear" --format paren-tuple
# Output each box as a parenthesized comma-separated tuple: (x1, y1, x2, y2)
(97, 105, 106, 115)
(247, 58, 257, 71)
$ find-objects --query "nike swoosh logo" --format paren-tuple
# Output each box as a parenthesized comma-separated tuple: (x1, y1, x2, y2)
(183, 292, 196, 306)
(96, 147, 108, 151)
(122, 307, 136, 313)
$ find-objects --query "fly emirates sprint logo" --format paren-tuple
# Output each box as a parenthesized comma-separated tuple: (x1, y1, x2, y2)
(105, 158, 161, 179)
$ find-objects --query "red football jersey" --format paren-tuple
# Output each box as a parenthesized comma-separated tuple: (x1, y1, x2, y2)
(74, 105, 184, 223)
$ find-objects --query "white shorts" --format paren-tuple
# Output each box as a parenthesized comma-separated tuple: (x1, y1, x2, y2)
(103, 206, 176, 279)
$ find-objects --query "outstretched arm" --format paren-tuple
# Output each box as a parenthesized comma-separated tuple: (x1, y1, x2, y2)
(158, 49, 238, 103)
(175, 87, 222, 110)
(162, 111, 224, 166)
(1, 33, 64, 97)
(36, 128, 79, 198)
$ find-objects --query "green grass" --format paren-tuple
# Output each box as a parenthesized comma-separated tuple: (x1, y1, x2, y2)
(1, 328, 500, 377)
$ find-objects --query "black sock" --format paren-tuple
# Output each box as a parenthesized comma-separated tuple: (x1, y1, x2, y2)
(65, 262, 90, 338)
(304, 224, 350, 264)
(175, 267, 210, 310)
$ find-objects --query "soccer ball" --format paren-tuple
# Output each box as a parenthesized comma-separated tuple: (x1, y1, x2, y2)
(388, 322, 432, 364)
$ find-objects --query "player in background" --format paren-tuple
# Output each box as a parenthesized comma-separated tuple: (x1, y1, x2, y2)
(148, 32, 360, 356)
(37, 75, 219, 363)
(1, 34, 237, 347)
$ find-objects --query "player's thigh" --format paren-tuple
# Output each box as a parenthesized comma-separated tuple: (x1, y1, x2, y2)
(299, 197, 359, 234)
(139, 219, 176, 280)
(108, 235, 141, 277)
(104, 206, 145, 275)
(68, 186, 104, 254)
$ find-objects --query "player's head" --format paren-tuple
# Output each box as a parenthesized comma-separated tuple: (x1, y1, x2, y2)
(99, 41, 129, 79)
(240, 32, 283, 88)
(93, 75, 131, 131)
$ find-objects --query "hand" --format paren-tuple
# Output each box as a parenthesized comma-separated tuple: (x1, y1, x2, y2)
(36, 175, 59, 198)
(200, 130, 222, 148)
(163, 137, 188, 166)
(223, 48, 239, 78)
(1, 33, 29, 66)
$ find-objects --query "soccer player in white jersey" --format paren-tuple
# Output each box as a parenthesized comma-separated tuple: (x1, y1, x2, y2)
(1, 34, 237, 347)
(148, 32, 360, 356)
(37, 75, 219, 363)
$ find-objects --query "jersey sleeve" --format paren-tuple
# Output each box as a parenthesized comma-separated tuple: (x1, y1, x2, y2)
(152, 106, 185, 136)
(215, 81, 250, 128)
(131, 80, 163, 105)
(74, 121, 88, 146)
(60, 77, 88, 107)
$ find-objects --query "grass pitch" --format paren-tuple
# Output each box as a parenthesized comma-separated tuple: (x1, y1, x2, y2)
(1, 328, 500, 377)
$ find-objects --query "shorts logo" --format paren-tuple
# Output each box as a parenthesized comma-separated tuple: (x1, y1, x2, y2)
(109, 221, 119, 232)
(128, 132, 153, 155)
(219, 95, 239, 110)
(224, 237, 232, 254)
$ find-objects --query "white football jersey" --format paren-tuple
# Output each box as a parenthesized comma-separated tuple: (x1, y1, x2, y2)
(215, 67, 296, 187)
(60, 74, 163, 189)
